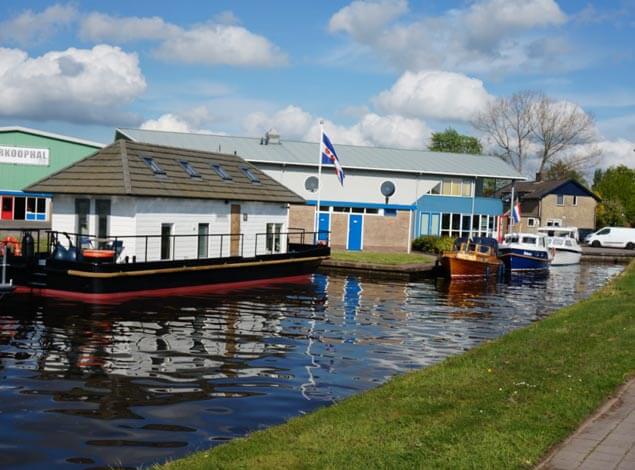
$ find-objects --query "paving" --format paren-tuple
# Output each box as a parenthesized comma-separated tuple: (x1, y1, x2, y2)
(539, 378, 635, 470)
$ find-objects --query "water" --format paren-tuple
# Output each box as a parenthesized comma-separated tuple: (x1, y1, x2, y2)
(0, 263, 624, 469)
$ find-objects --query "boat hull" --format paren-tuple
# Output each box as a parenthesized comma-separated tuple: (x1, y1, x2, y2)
(550, 248, 582, 266)
(499, 248, 550, 271)
(441, 252, 502, 279)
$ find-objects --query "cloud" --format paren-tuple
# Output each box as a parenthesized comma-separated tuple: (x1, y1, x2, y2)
(594, 139, 635, 168)
(79, 12, 287, 67)
(0, 3, 78, 46)
(243, 105, 431, 149)
(141, 106, 226, 135)
(0, 45, 146, 125)
(328, 0, 570, 75)
(374, 70, 493, 121)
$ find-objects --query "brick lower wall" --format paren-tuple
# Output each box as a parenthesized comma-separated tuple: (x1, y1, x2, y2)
(363, 211, 411, 252)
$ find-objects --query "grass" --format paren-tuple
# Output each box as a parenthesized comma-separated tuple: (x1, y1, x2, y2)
(329, 249, 435, 265)
(156, 262, 635, 470)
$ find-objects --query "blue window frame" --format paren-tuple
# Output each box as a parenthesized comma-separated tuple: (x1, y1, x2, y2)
(142, 156, 166, 176)
(211, 163, 232, 181)
(178, 160, 201, 178)
(241, 166, 261, 183)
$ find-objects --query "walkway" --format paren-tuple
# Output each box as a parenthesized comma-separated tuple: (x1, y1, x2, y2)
(539, 378, 635, 470)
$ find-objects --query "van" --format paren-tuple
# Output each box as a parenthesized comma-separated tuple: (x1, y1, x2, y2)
(584, 227, 635, 249)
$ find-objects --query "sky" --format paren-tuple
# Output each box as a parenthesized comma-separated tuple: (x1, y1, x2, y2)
(0, 0, 633, 175)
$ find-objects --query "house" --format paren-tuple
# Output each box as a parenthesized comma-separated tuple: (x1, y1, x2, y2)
(496, 178, 600, 237)
(0, 126, 104, 229)
(26, 140, 304, 262)
(115, 128, 525, 252)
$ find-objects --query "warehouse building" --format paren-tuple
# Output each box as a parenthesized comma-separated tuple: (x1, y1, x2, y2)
(117, 128, 525, 252)
(0, 127, 103, 229)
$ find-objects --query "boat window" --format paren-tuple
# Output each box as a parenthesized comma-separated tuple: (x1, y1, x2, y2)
(211, 163, 232, 181)
(505, 235, 519, 243)
(142, 156, 166, 176)
(178, 160, 201, 178)
(522, 236, 536, 244)
(565, 240, 573, 247)
(241, 166, 261, 183)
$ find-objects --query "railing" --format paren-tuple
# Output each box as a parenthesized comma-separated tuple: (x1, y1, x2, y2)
(44, 229, 329, 264)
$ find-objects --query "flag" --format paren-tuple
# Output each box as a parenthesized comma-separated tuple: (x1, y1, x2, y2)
(321, 131, 345, 185)
(511, 201, 521, 224)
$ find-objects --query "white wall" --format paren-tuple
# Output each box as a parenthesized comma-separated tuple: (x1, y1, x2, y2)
(258, 164, 440, 206)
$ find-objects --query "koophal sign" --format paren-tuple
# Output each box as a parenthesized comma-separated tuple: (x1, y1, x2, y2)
(0, 145, 49, 166)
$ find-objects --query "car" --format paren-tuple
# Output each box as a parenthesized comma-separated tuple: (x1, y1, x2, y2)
(584, 227, 635, 249)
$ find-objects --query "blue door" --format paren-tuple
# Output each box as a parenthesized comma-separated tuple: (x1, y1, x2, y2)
(318, 213, 330, 241)
(347, 214, 363, 250)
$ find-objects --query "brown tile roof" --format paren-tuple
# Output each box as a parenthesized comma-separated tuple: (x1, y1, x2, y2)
(495, 179, 600, 201)
(26, 140, 305, 204)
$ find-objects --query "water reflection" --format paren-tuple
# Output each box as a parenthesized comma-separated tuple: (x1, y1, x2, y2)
(0, 263, 624, 469)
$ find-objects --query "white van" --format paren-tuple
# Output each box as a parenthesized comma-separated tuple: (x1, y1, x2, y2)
(584, 227, 635, 249)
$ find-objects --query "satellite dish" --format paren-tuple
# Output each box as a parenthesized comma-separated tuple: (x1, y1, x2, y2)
(381, 181, 395, 197)
(305, 176, 319, 192)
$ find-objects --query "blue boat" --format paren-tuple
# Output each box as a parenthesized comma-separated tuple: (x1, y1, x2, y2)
(499, 233, 551, 272)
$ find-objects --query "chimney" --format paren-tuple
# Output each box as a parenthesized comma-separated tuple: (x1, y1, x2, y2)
(535, 171, 546, 182)
(265, 128, 281, 145)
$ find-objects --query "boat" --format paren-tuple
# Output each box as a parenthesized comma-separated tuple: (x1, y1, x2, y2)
(5, 229, 329, 303)
(0, 244, 15, 300)
(537, 227, 582, 266)
(498, 232, 551, 272)
(440, 237, 503, 279)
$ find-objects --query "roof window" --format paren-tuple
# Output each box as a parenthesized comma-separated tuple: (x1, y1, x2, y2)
(179, 160, 201, 178)
(241, 166, 261, 184)
(212, 163, 232, 181)
(142, 156, 166, 176)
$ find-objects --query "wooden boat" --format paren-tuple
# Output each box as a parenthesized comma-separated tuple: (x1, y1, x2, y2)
(440, 237, 503, 279)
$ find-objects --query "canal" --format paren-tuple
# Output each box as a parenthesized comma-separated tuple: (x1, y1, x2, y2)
(0, 263, 624, 469)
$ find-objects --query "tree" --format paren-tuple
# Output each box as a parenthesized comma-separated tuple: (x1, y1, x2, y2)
(544, 160, 588, 186)
(592, 165, 635, 227)
(429, 128, 483, 154)
(473, 91, 536, 173)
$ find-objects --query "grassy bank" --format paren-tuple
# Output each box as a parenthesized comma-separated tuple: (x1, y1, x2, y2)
(157, 262, 635, 470)
(329, 249, 435, 265)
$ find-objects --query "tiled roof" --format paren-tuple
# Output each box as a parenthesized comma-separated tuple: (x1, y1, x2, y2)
(26, 140, 304, 204)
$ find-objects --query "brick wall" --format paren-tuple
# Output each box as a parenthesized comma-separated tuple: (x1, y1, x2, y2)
(363, 211, 411, 252)
(540, 194, 596, 230)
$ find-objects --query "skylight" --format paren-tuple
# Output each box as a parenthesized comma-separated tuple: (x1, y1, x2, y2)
(179, 160, 201, 178)
(142, 156, 166, 176)
(241, 166, 261, 184)
(212, 163, 232, 181)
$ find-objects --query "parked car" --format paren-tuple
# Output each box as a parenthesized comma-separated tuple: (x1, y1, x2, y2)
(584, 227, 635, 249)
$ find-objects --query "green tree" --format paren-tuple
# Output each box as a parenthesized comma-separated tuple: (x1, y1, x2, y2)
(429, 128, 483, 154)
(592, 165, 635, 227)
(544, 160, 588, 186)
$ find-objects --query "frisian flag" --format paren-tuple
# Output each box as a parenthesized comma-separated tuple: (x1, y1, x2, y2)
(321, 131, 345, 186)
(511, 201, 521, 224)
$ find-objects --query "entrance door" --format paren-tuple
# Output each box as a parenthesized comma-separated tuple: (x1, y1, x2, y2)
(1, 196, 13, 220)
(160, 223, 172, 260)
(347, 214, 363, 251)
(230, 204, 241, 257)
(198, 223, 209, 258)
(318, 212, 330, 241)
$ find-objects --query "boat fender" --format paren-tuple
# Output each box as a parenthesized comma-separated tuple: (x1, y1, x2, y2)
(1, 236, 21, 256)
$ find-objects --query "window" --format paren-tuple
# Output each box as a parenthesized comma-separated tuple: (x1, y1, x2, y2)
(96, 200, 110, 248)
(142, 156, 166, 176)
(547, 219, 562, 227)
(198, 223, 209, 258)
(179, 160, 201, 178)
(596, 228, 610, 235)
(266, 223, 282, 253)
(212, 163, 232, 180)
(429, 182, 441, 195)
(527, 218, 537, 227)
(572, 196, 578, 206)
(462, 180, 473, 197)
(556, 194, 564, 206)
(383, 208, 397, 217)
(160, 223, 173, 260)
(365, 208, 379, 214)
(439, 178, 473, 197)
(1, 196, 13, 220)
(241, 166, 260, 183)
(333, 207, 350, 213)
(351, 207, 364, 213)
(14, 197, 25, 220)
(522, 236, 536, 244)
(75, 199, 90, 236)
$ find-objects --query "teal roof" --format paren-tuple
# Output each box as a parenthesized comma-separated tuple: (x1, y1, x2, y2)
(116, 128, 525, 180)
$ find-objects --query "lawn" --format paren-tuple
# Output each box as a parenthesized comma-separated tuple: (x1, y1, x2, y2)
(156, 262, 635, 470)
(329, 249, 435, 265)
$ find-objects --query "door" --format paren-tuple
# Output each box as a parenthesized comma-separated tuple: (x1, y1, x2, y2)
(430, 213, 440, 236)
(347, 214, 363, 251)
(230, 204, 241, 256)
(160, 223, 172, 260)
(96, 199, 111, 249)
(318, 212, 330, 241)
(198, 223, 209, 258)
(1, 196, 13, 220)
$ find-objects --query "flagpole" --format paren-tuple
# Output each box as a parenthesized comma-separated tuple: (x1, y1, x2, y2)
(314, 120, 324, 240)
(509, 182, 515, 235)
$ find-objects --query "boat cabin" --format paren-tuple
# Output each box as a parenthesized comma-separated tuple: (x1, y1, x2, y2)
(24, 140, 308, 263)
(503, 233, 547, 248)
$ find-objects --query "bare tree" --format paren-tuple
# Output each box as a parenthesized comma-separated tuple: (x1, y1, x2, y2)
(473, 91, 536, 173)
(531, 94, 599, 174)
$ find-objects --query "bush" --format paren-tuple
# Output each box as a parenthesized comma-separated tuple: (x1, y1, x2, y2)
(412, 235, 455, 254)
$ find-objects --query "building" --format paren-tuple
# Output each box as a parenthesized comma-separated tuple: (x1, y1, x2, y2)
(0, 126, 103, 229)
(115, 128, 525, 252)
(497, 179, 600, 236)
(26, 140, 304, 261)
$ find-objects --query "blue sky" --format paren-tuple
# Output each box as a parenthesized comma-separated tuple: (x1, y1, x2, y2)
(0, 1, 633, 172)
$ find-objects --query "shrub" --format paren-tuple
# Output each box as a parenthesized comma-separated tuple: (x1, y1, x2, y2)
(412, 235, 455, 254)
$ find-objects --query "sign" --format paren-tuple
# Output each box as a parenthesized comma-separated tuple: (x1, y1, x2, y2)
(0, 145, 49, 166)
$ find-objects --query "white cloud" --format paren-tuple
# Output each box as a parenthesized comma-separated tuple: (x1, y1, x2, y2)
(0, 4, 78, 46)
(141, 114, 193, 133)
(0, 45, 146, 125)
(374, 70, 493, 121)
(141, 107, 226, 135)
(243, 105, 314, 139)
(328, 0, 570, 75)
(595, 139, 635, 168)
(79, 12, 287, 67)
